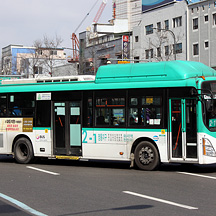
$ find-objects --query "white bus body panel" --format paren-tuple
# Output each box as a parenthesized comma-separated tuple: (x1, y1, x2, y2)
(198, 132, 216, 164)
(0, 129, 52, 157)
(33, 129, 52, 157)
(82, 129, 168, 162)
(0, 133, 7, 153)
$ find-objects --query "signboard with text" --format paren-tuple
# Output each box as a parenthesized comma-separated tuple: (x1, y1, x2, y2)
(0, 118, 33, 132)
(122, 35, 130, 59)
(142, 0, 175, 13)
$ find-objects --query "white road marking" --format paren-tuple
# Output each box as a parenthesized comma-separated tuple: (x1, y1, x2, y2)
(177, 172, 216, 180)
(26, 166, 60, 176)
(0, 192, 47, 216)
(123, 191, 198, 210)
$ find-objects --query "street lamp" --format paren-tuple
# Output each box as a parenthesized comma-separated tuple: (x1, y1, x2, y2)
(151, 27, 176, 60)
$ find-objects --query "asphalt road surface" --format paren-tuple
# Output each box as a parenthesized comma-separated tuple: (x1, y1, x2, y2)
(0, 155, 216, 216)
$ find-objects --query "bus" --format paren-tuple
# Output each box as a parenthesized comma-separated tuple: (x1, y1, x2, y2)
(0, 60, 216, 171)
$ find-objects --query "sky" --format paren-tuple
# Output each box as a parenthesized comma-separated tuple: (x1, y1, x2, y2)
(0, 0, 113, 53)
(0, 0, 201, 55)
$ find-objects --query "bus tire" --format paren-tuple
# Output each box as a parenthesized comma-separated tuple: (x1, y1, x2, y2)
(134, 141, 159, 171)
(14, 138, 34, 164)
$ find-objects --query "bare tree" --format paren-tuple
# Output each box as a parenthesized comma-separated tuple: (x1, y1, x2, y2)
(144, 30, 181, 62)
(26, 39, 44, 78)
(42, 34, 63, 76)
(23, 34, 64, 77)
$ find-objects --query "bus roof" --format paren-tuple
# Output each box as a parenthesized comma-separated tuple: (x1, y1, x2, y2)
(96, 60, 216, 84)
(0, 61, 215, 93)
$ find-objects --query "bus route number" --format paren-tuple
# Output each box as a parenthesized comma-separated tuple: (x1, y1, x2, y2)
(82, 131, 96, 143)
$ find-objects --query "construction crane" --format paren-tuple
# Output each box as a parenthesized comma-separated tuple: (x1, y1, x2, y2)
(70, 0, 107, 62)
(70, 33, 79, 63)
(93, 0, 107, 24)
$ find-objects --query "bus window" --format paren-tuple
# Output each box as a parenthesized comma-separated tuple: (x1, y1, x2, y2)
(129, 95, 162, 127)
(95, 96, 125, 127)
(112, 108, 125, 126)
(83, 98, 93, 127)
(83, 91, 93, 127)
(0, 95, 7, 116)
(36, 101, 51, 127)
(129, 108, 138, 125)
(8, 93, 35, 117)
(96, 108, 109, 126)
(130, 98, 138, 106)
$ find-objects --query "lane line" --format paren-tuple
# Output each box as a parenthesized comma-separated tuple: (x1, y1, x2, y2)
(26, 166, 60, 176)
(177, 172, 216, 180)
(123, 191, 198, 210)
(0, 192, 47, 216)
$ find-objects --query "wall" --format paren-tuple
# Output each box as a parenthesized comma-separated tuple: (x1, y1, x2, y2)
(133, 0, 188, 62)
(188, 0, 216, 68)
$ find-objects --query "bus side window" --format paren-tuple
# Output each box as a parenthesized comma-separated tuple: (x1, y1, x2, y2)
(8, 93, 35, 117)
(83, 96, 93, 127)
(0, 95, 7, 116)
(36, 101, 51, 127)
(12, 106, 22, 116)
(128, 95, 162, 127)
(95, 108, 109, 126)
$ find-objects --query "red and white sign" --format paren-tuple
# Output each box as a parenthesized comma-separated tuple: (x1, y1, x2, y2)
(123, 35, 129, 42)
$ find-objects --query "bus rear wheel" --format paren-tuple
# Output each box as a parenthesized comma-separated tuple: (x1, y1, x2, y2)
(134, 141, 159, 171)
(14, 138, 34, 164)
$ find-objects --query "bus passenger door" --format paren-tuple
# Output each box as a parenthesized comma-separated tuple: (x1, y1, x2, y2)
(69, 101, 81, 149)
(169, 99, 198, 162)
(53, 101, 82, 156)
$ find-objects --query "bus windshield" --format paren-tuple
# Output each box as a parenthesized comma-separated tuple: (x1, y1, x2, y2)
(202, 81, 216, 129)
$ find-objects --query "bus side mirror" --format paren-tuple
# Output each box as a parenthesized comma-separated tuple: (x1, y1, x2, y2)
(206, 100, 213, 112)
(190, 88, 198, 96)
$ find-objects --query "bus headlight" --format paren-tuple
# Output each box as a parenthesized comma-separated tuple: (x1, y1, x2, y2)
(203, 138, 216, 157)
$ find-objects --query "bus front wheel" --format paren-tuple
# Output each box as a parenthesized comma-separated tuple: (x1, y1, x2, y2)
(14, 138, 34, 164)
(134, 141, 159, 171)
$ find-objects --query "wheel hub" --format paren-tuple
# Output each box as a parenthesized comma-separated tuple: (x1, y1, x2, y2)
(139, 147, 154, 165)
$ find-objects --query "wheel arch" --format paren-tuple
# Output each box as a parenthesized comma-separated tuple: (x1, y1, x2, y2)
(131, 137, 161, 161)
(12, 134, 34, 154)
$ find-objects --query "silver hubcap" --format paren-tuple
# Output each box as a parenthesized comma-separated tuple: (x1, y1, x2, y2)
(139, 146, 154, 165)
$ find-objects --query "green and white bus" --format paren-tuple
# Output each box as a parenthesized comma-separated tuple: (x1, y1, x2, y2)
(0, 60, 216, 170)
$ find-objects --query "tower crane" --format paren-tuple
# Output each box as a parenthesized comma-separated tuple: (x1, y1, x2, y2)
(70, 0, 107, 62)
(93, 0, 107, 24)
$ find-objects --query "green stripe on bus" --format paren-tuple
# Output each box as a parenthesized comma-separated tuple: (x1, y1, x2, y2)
(33, 127, 51, 130)
(82, 128, 167, 132)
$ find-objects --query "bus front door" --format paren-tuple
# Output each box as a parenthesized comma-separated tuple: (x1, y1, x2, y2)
(169, 99, 198, 162)
(53, 101, 82, 156)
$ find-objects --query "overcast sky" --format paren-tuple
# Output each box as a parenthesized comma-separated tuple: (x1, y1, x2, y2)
(0, 0, 112, 53)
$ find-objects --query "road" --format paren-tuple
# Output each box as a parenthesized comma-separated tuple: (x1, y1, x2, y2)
(0, 155, 216, 216)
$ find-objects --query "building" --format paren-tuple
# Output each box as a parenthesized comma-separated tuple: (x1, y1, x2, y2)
(79, 18, 130, 75)
(132, 0, 188, 62)
(188, 0, 216, 69)
(113, 0, 142, 30)
(79, 0, 188, 73)
(1, 45, 67, 77)
(78, 0, 145, 75)
(79, 0, 216, 74)
(52, 64, 78, 77)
